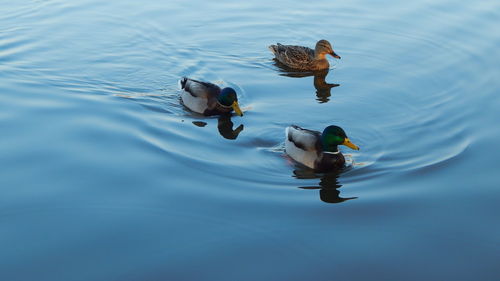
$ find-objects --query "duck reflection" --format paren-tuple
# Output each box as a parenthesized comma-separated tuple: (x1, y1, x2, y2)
(313, 70, 340, 103)
(294, 169, 357, 204)
(274, 62, 339, 103)
(217, 113, 244, 140)
(191, 114, 244, 140)
(192, 121, 207, 127)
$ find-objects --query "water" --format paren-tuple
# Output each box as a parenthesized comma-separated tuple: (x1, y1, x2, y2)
(1, 0, 499, 280)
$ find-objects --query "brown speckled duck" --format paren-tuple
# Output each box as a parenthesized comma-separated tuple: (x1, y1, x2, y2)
(268, 39, 341, 71)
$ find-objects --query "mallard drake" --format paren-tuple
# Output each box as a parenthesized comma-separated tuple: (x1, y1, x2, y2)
(179, 77, 243, 116)
(285, 125, 359, 171)
(268, 39, 340, 71)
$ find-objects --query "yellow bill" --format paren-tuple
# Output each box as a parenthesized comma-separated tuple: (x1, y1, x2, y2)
(342, 138, 359, 150)
(232, 101, 243, 116)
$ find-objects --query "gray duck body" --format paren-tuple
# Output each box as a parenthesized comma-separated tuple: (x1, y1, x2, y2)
(285, 125, 346, 171)
(180, 77, 239, 116)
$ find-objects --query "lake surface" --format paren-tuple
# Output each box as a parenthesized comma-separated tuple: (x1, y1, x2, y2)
(1, 0, 499, 280)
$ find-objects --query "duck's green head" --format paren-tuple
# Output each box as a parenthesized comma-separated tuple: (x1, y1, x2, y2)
(218, 87, 243, 116)
(321, 125, 359, 152)
(315, 39, 341, 59)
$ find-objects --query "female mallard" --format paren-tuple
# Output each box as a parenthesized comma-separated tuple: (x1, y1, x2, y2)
(269, 39, 341, 71)
(179, 77, 243, 116)
(285, 125, 359, 171)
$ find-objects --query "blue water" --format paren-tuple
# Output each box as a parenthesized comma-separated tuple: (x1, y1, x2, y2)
(1, 0, 499, 280)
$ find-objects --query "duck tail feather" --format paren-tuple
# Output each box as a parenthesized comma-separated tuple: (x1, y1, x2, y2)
(179, 77, 188, 89)
(268, 45, 277, 54)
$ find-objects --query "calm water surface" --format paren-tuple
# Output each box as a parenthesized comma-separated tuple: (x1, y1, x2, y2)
(1, 0, 499, 280)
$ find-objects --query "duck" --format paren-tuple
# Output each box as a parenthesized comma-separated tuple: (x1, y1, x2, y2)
(285, 125, 359, 171)
(179, 77, 243, 116)
(268, 39, 341, 71)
